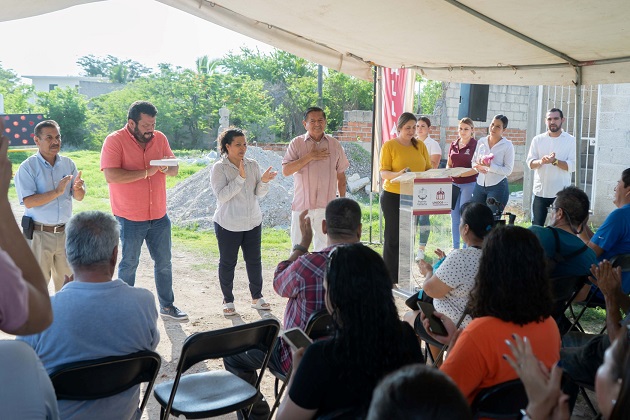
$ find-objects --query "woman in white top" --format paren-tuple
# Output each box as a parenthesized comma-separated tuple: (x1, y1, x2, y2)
(404, 202, 495, 362)
(415, 116, 442, 261)
(471, 114, 515, 215)
(211, 128, 277, 315)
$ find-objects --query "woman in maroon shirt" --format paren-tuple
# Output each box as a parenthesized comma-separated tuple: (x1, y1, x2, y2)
(448, 117, 478, 249)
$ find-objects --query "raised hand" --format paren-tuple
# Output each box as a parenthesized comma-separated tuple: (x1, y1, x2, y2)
(55, 174, 73, 195)
(73, 170, 84, 192)
(261, 166, 278, 183)
(298, 209, 313, 249)
(505, 335, 567, 420)
(238, 159, 246, 179)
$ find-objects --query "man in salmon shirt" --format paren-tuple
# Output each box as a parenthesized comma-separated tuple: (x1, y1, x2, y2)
(100, 101, 187, 320)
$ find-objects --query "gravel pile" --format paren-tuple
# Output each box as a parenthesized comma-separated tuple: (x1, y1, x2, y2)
(167, 143, 373, 231)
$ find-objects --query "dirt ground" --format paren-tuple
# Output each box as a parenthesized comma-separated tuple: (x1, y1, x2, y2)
(5, 200, 597, 419)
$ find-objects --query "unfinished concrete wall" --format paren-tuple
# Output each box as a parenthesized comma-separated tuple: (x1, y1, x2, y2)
(591, 83, 630, 224)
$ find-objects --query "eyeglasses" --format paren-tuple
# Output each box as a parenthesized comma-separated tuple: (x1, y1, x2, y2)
(547, 206, 563, 213)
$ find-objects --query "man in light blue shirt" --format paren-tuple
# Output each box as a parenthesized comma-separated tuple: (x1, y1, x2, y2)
(14, 120, 85, 291)
(18, 211, 159, 420)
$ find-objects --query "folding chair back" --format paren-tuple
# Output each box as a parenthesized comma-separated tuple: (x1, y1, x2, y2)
(154, 318, 280, 419)
(611, 253, 630, 272)
(49, 350, 161, 414)
(305, 309, 334, 340)
(268, 310, 335, 418)
(470, 379, 527, 419)
(549, 275, 588, 333)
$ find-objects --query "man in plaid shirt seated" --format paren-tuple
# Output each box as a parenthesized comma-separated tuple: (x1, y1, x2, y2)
(224, 197, 362, 420)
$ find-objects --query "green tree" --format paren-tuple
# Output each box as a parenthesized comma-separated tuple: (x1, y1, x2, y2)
(0, 62, 35, 113)
(220, 48, 318, 140)
(86, 63, 274, 149)
(76, 55, 151, 83)
(37, 87, 89, 148)
(323, 70, 373, 132)
(414, 75, 444, 115)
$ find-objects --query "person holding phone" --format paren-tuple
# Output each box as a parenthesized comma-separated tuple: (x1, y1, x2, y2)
(404, 202, 494, 362)
(211, 127, 277, 316)
(422, 226, 560, 403)
(379, 112, 432, 285)
(276, 244, 423, 419)
(14, 119, 85, 292)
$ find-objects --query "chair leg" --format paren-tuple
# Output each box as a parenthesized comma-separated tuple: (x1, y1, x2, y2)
(579, 386, 598, 416)
(269, 380, 288, 418)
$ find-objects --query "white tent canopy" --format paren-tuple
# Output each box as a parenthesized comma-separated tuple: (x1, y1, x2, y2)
(5, 0, 630, 85)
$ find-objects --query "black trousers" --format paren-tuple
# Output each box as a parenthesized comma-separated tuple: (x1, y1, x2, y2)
(214, 223, 264, 303)
(381, 190, 400, 284)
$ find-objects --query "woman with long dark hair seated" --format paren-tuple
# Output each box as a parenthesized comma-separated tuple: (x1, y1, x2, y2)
(423, 226, 561, 403)
(276, 244, 424, 419)
(404, 202, 494, 362)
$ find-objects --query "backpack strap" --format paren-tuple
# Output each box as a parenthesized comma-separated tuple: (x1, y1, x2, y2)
(546, 226, 588, 263)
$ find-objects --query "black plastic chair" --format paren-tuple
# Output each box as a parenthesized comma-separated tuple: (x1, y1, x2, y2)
(49, 350, 161, 416)
(569, 253, 630, 334)
(549, 274, 589, 335)
(153, 318, 280, 419)
(470, 379, 527, 419)
(268, 310, 334, 417)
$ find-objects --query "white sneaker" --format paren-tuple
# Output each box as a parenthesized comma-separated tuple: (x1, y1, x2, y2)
(415, 249, 425, 262)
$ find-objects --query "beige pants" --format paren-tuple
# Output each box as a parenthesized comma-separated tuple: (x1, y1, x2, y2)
(29, 230, 72, 292)
(291, 208, 327, 252)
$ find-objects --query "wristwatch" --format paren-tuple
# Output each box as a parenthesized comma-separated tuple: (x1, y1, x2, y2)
(552, 158, 559, 166)
(292, 244, 308, 253)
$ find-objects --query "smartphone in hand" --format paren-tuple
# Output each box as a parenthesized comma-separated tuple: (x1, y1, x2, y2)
(417, 301, 448, 336)
(282, 328, 313, 351)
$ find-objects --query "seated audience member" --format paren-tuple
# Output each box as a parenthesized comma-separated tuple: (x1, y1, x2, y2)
(578, 167, 630, 300)
(367, 364, 472, 420)
(18, 211, 159, 420)
(529, 186, 596, 278)
(506, 322, 630, 420)
(276, 244, 423, 419)
(561, 261, 628, 388)
(404, 202, 494, 360)
(0, 124, 58, 418)
(423, 226, 560, 403)
(224, 197, 362, 420)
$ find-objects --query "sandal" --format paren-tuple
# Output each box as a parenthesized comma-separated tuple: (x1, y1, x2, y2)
(251, 298, 271, 310)
(223, 302, 238, 316)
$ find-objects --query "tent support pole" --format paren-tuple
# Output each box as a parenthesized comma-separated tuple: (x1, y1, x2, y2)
(574, 66, 583, 188)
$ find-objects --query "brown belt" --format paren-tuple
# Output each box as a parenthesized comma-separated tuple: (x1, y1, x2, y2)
(34, 223, 65, 233)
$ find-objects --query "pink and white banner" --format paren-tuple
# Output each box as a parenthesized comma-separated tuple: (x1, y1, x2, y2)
(381, 68, 411, 143)
(371, 67, 416, 193)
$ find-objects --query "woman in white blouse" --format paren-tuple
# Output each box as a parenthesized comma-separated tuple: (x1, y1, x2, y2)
(471, 114, 515, 214)
(211, 128, 277, 316)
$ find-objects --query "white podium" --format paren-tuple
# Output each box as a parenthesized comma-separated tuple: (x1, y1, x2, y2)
(393, 168, 468, 293)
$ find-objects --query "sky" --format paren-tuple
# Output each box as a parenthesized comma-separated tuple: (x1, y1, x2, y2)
(0, 0, 273, 78)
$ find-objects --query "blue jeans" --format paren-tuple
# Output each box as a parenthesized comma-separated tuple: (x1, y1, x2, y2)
(471, 178, 510, 215)
(451, 182, 476, 249)
(214, 223, 264, 303)
(532, 195, 555, 226)
(116, 214, 174, 308)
